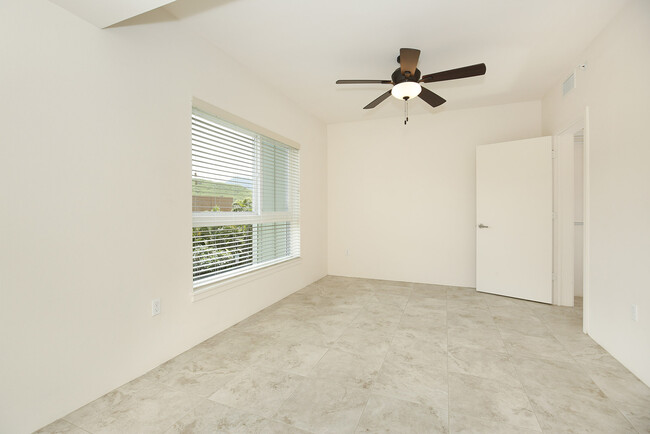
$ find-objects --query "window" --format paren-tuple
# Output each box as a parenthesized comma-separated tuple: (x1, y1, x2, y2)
(191, 108, 300, 287)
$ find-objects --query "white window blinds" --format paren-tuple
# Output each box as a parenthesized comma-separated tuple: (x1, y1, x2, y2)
(191, 108, 300, 286)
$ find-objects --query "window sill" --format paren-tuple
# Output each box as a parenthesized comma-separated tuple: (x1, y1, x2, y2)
(191, 257, 302, 302)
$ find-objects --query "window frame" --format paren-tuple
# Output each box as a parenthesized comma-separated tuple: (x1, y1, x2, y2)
(191, 102, 301, 292)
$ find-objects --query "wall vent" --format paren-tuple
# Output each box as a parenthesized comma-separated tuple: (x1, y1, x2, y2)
(563, 72, 576, 96)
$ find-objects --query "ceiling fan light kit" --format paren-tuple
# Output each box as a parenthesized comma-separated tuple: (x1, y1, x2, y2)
(336, 48, 486, 125)
(391, 81, 422, 100)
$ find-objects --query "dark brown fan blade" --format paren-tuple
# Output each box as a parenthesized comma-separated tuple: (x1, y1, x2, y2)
(400, 48, 421, 77)
(363, 90, 393, 109)
(418, 87, 446, 108)
(336, 79, 392, 84)
(420, 63, 486, 83)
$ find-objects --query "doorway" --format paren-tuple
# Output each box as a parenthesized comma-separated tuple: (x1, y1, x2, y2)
(573, 131, 584, 308)
(553, 110, 589, 333)
(474, 111, 589, 330)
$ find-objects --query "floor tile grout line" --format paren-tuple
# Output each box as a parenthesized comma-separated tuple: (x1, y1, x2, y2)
(489, 298, 580, 365)
(270, 391, 306, 429)
(208, 398, 317, 434)
(160, 396, 207, 434)
(450, 286, 544, 432)
(492, 297, 639, 432)
(268, 281, 369, 432)
(48, 277, 644, 433)
(448, 399, 544, 434)
(484, 297, 545, 433)
(291, 279, 403, 432)
(540, 308, 636, 414)
(576, 358, 644, 433)
(352, 282, 412, 433)
(443, 288, 450, 431)
(59, 418, 92, 434)
(506, 350, 639, 434)
(144, 325, 311, 432)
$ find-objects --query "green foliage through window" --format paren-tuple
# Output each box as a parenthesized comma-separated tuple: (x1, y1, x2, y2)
(192, 198, 254, 281)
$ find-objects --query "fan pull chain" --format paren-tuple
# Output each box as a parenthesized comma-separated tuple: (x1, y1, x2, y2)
(404, 99, 409, 125)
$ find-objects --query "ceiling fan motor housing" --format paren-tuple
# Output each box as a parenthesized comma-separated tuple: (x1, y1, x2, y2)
(392, 67, 421, 84)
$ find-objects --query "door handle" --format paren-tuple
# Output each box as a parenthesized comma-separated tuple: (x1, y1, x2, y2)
(478, 224, 489, 229)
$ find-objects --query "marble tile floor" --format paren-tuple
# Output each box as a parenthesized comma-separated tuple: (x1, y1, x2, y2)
(37, 276, 650, 433)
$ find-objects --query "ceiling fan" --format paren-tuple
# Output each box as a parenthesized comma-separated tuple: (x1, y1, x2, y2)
(336, 48, 486, 123)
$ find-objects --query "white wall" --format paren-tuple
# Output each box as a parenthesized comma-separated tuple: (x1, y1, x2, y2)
(542, 0, 650, 385)
(0, 2, 327, 432)
(328, 101, 542, 287)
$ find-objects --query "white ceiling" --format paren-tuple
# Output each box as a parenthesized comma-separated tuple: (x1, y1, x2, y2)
(50, 0, 176, 28)
(165, 0, 628, 124)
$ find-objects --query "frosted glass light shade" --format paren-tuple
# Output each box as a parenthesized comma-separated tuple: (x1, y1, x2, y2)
(391, 81, 422, 100)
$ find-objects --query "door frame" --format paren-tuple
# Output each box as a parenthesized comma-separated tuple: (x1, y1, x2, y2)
(552, 107, 590, 333)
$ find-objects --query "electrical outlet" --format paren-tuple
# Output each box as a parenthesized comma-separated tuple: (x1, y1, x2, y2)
(152, 299, 161, 316)
(632, 304, 638, 322)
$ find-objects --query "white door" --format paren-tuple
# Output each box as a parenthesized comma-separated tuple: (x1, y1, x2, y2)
(476, 137, 553, 303)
